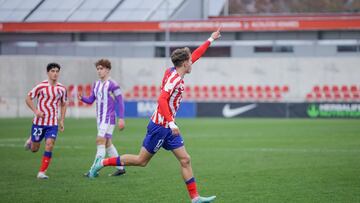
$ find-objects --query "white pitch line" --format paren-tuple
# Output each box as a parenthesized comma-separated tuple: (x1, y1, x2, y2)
(0, 143, 85, 149)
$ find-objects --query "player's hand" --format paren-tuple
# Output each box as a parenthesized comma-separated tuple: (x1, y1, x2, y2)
(118, 119, 125, 131)
(59, 119, 65, 132)
(169, 121, 180, 136)
(34, 109, 44, 118)
(77, 92, 82, 100)
(211, 27, 221, 40)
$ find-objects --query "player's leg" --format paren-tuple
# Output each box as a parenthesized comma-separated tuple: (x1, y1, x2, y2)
(37, 125, 58, 179)
(89, 121, 162, 177)
(37, 138, 55, 179)
(105, 138, 126, 176)
(172, 146, 216, 203)
(26, 124, 42, 152)
(24, 135, 31, 150)
(84, 123, 107, 177)
(89, 146, 153, 178)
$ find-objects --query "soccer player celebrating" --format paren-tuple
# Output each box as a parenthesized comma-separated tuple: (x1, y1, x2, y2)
(24, 63, 67, 179)
(89, 29, 221, 203)
(79, 59, 126, 177)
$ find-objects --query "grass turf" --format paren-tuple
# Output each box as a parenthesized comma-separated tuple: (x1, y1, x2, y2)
(0, 118, 359, 202)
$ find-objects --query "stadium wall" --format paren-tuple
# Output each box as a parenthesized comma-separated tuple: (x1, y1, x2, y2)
(0, 56, 359, 118)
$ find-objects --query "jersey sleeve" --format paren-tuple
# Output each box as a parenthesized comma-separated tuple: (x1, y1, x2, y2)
(163, 71, 182, 94)
(157, 90, 174, 122)
(81, 83, 96, 104)
(27, 84, 43, 99)
(191, 40, 211, 64)
(61, 87, 67, 103)
(111, 82, 125, 119)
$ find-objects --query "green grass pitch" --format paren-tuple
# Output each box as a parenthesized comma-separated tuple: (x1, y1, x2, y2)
(0, 118, 360, 202)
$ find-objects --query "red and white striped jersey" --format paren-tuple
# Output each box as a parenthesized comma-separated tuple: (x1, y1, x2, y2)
(151, 68, 184, 127)
(28, 80, 67, 126)
(151, 39, 212, 127)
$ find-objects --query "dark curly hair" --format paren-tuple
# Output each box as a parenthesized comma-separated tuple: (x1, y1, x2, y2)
(46, 63, 61, 72)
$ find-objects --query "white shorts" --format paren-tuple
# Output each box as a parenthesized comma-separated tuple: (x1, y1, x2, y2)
(97, 123, 115, 138)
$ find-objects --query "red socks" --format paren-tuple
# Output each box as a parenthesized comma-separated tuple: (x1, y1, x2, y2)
(39, 151, 52, 172)
(103, 157, 121, 166)
(186, 177, 199, 199)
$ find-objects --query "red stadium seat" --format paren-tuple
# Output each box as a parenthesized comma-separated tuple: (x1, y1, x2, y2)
(344, 93, 351, 100)
(275, 92, 281, 100)
(220, 85, 226, 92)
(315, 93, 322, 100)
(133, 91, 140, 98)
(273, 85, 280, 93)
(141, 85, 148, 92)
(210, 85, 218, 99)
(341, 85, 349, 93)
(331, 85, 339, 93)
(238, 85, 244, 92)
(324, 93, 332, 100)
(184, 91, 192, 99)
(211, 85, 218, 92)
(202, 85, 209, 93)
(322, 85, 330, 93)
(239, 93, 246, 100)
(247, 92, 254, 100)
(203, 92, 210, 99)
(306, 93, 313, 100)
(282, 85, 289, 93)
(229, 85, 235, 92)
(247, 85, 253, 92)
(265, 93, 272, 100)
(350, 85, 358, 93)
(353, 93, 360, 100)
(194, 85, 200, 93)
(334, 93, 341, 100)
(150, 91, 157, 99)
(313, 85, 320, 93)
(150, 85, 157, 93)
(142, 92, 149, 99)
(133, 85, 140, 92)
(230, 92, 237, 99)
(265, 85, 271, 93)
(125, 92, 132, 99)
(194, 91, 201, 100)
(255, 85, 262, 93)
(256, 93, 263, 100)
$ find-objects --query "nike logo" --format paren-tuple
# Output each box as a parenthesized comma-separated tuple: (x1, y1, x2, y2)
(222, 104, 257, 118)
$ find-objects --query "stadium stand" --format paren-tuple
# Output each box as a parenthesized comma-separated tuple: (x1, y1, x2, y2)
(123, 84, 290, 102)
(306, 85, 360, 102)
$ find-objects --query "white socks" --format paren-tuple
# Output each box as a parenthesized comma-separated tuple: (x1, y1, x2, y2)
(89, 145, 105, 169)
(106, 144, 124, 170)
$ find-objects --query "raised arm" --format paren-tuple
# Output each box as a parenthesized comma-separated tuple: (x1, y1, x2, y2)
(191, 28, 221, 64)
